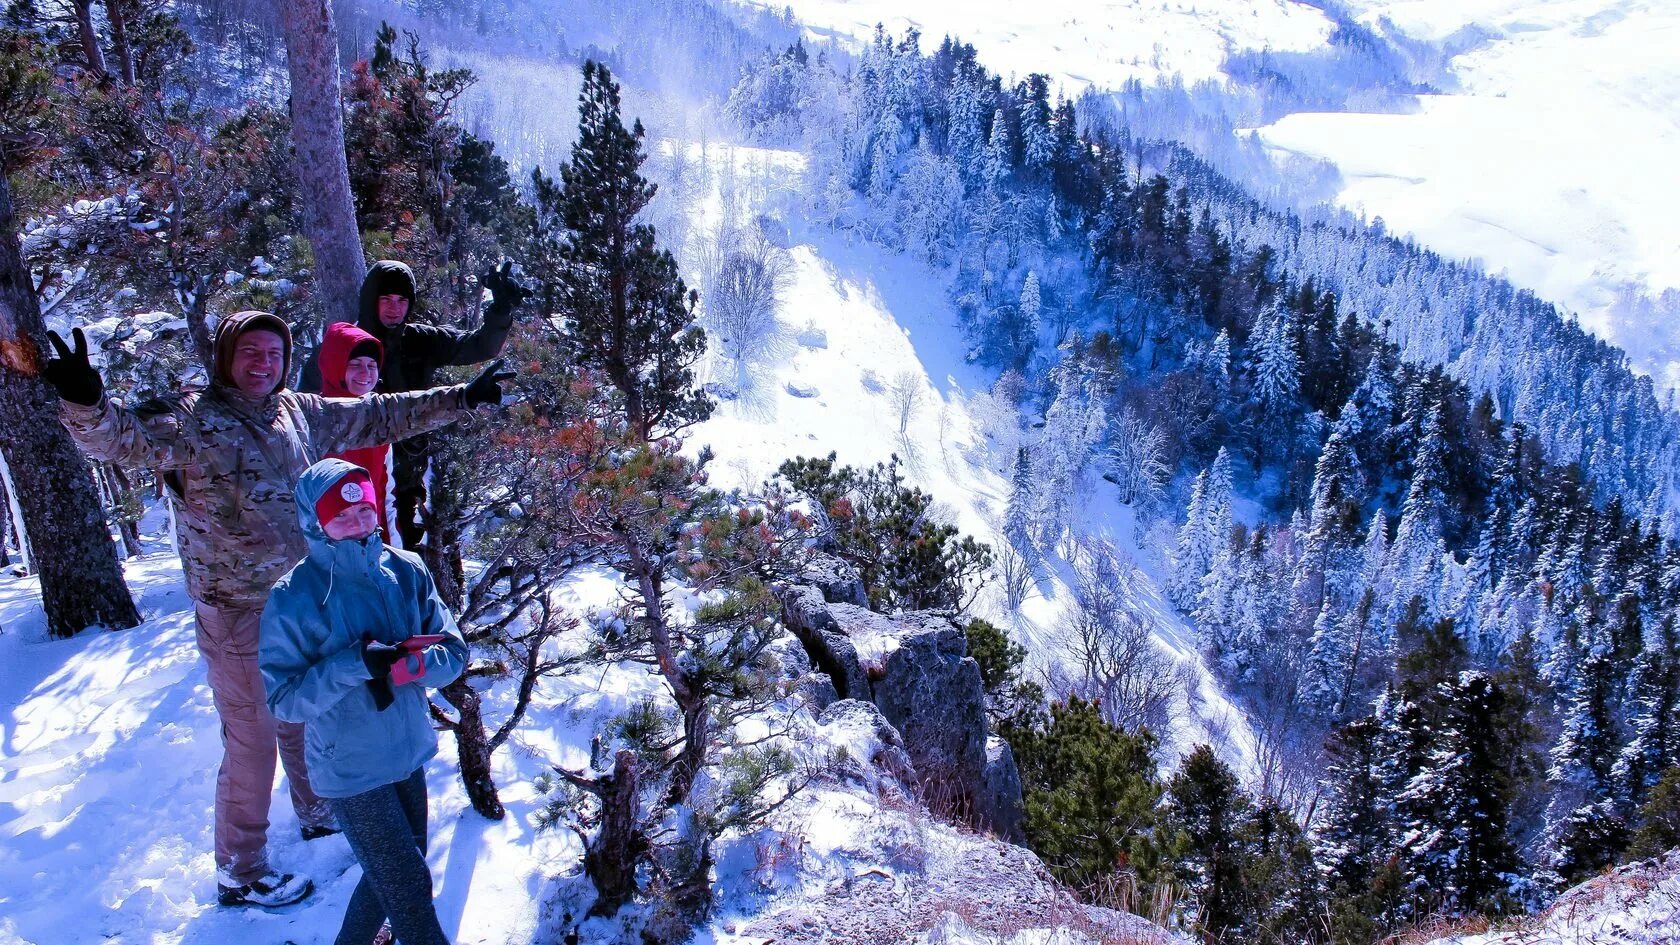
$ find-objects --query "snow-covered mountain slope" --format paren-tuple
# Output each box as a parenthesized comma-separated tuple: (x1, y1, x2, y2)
(665, 139, 1256, 773)
(740, 0, 1335, 88)
(1423, 852, 1680, 945)
(1256, 0, 1680, 388)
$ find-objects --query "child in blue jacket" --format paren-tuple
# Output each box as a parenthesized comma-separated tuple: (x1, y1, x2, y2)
(261, 458, 467, 945)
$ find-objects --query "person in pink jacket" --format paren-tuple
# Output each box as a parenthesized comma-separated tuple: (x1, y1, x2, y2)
(318, 322, 402, 547)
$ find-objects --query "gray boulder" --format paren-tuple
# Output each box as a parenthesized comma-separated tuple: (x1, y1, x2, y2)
(977, 735, 1025, 842)
(816, 698, 917, 795)
(801, 553, 868, 607)
(871, 612, 989, 814)
(779, 585, 871, 702)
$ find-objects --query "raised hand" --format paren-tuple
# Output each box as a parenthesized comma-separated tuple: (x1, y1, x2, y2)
(481, 260, 532, 312)
(43, 328, 104, 407)
(463, 358, 517, 407)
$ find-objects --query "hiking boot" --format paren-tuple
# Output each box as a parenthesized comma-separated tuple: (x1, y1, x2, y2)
(300, 823, 341, 841)
(216, 868, 314, 907)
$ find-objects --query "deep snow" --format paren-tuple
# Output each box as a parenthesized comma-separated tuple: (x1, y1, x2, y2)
(1256, 0, 1680, 389)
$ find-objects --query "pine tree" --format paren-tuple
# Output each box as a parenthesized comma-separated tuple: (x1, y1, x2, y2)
(1003, 446, 1036, 554)
(1316, 716, 1389, 893)
(1018, 270, 1042, 352)
(1239, 795, 1326, 945)
(1397, 671, 1518, 915)
(1251, 308, 1301, 418)
(1167, 745, 1249, 942)
(1003, 696, 1166, 890)
(982, 106, 1011, 191)
(1616, 617, 1679, 809)
(1391, 402, 1450, 615)
(1019, 74, 1054, 170)
(1170, 469, 1213, 609)
(539, 61, 711, 442)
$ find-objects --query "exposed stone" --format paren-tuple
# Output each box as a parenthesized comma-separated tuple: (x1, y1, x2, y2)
(801, 552, 868, 607)
(769, 635, 839, 712)
(816, 698, 917, 795)
(870, 612, 988, 815)
(780, 585, 871, 701)
(827, 603, 905, 674)
(977, 735, 1025, 843)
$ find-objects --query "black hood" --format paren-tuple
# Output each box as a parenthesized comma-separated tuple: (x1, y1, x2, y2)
(357, 260, 418, 337)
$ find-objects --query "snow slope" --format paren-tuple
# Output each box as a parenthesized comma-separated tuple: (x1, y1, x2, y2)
(677, 145, 1258, 774)
(1424, 852, 1680, 945)
(1256, 0, 1680, 388)
(740, 0, 1335, 89)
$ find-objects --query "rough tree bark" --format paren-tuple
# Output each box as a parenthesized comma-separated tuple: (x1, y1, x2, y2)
(70, 0, 107, 78)
(106, 0, 136, 86)
(277, 0, 364, 329)
(0, 166, 140, 637)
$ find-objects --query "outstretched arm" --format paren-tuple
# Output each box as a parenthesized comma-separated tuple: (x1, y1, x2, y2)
(49, 328, 195, 470)
(309, 360, 516, 453)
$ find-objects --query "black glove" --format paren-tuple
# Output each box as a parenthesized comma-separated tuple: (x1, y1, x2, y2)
(44, 328, 104, 407)
(463, 358, 516, 407)
(481, 260, 531, 316)
(362, 639, 402, 711)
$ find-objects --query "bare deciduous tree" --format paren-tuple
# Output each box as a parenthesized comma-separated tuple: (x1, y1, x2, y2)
(705, 230, 792, 381)
(889, 369, 924, 441)
(1054, 539, 1185, 733)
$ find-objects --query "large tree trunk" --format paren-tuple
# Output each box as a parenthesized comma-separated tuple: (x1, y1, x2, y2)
(106, 0, 137, 86)
(0, 169, 140, 637)
(71, 0, 108, 78)
(585, 750, 644, 918)
(277, 0, 364, 331)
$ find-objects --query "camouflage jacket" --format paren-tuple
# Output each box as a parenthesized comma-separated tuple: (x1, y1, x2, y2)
(61, 384, 470, 609)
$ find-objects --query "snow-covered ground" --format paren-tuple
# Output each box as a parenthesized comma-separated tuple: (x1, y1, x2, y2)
(740, 0, 1334, 89)
(1425, 852, 1680, 945)
(1257, 0, 1680, 388)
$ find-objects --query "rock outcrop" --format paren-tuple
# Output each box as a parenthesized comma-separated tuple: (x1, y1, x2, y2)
(780, 577, 1025, 843)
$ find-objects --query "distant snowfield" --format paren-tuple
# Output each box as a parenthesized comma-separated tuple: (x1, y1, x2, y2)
(1257, 0, 1680, 388)
(740, 0, 1334, 88)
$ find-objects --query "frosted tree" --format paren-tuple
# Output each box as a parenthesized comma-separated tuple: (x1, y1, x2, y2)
(1003, 446, 1036, 554)
(1019, 74, 1055, 170)
(705, 230, 792, 383)
(1169, 470, 1213, 609)
(1390, 403, 1450, 615)
(1250, 309, 1300, 417)
(1315, 716, 1390, 894)
(888, 369, 924, 442)
(1019, 270, 1042, 351)
(946, 74, 987, 186)
(982, 106, 1011, 191)
(1106, 408, 1169, 513)
(1397, 672, 1517, 914)
(1614, 621, 1678, 809)
(895, 146, 964, 265)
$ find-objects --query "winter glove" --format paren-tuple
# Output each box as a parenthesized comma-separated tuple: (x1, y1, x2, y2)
(481, 260, 532, 318)
(362, 639, 403, 711)
(463, 358, 516, 407)
(43, 328, 104, 407)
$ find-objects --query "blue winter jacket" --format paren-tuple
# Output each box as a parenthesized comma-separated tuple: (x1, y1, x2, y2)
(259, 457, 468, 798)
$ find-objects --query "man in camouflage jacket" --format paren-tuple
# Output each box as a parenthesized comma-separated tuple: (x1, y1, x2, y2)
(44, 310, 512, 905)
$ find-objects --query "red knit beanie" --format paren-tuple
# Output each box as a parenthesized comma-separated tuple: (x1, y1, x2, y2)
(315, 469, 376, 528)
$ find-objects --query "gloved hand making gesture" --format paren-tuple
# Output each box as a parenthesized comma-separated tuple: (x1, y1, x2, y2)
(463, 358, 517, 407)
(42, 328, 104, 407)
(481, 260, 532, 316)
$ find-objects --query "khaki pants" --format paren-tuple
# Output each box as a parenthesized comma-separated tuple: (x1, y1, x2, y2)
(195, 602, 332, 882)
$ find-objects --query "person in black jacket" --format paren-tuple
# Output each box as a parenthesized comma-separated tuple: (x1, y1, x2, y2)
(357, 259, 530, 548)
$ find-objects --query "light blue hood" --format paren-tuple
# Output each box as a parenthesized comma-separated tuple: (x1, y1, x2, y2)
(260, 458, 467, 797)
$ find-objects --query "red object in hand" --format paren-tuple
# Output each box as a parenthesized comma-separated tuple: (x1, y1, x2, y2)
(390, 634, 446, 685)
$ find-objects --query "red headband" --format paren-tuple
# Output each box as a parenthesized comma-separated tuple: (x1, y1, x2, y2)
(315, 470, 376, 527)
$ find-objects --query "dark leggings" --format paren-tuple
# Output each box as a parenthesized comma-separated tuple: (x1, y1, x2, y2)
(329, 768, 450, 945)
